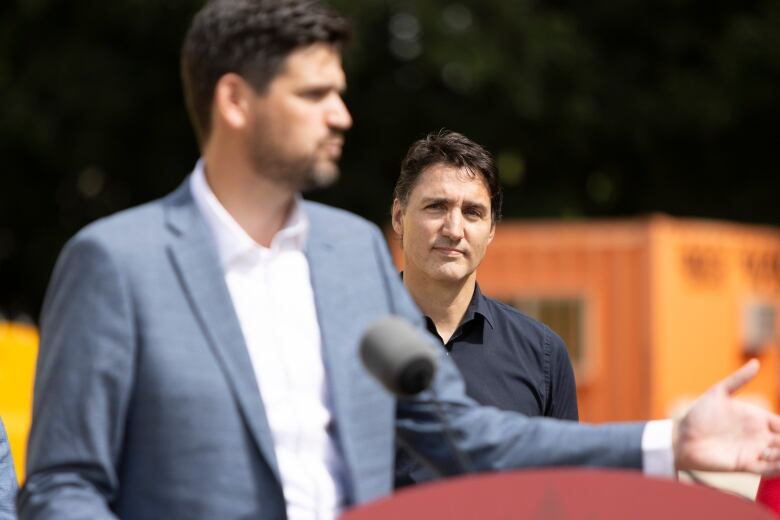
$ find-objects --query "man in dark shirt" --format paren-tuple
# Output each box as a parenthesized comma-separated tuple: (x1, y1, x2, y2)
(391, 129, 578, 420)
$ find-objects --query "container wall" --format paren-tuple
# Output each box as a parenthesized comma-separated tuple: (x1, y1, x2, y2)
(649, 217, 780, 419)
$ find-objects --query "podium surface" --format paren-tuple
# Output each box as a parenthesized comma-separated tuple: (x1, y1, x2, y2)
(342, 469, 774, 519)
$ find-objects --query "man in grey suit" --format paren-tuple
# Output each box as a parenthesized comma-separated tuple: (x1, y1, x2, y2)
(0, 419, 16, 520)
(18, 0, 780, 518)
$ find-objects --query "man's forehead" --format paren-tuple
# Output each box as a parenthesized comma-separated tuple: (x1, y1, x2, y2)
(411, 163, 491, 200)
(275, 43, 346, 83)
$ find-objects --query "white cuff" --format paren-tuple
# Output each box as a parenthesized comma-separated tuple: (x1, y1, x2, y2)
(642, 419, 675, 478)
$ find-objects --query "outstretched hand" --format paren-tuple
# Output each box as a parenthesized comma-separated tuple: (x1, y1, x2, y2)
(673, 359, 780, 475)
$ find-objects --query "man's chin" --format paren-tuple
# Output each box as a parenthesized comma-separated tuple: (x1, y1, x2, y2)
(301, 163, 340, 191)
(428, 267, 471, 285)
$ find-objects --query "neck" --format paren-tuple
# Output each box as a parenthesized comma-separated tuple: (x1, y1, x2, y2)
(202, 144, 295, 248)
(403, 269, 476, 343)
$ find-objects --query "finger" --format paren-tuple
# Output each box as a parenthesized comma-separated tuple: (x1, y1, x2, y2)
(749, 439, 780, 474)
(759, 447, 780, 461)
(743, 447, 780, 474)
(716, 359, 760, 395)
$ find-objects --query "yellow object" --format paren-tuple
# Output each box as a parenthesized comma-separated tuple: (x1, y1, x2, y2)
(0, 321, 38, 482)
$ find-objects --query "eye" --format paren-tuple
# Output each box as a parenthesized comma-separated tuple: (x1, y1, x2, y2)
(464, 207, 484, 218)
(300, 88, 330, 101)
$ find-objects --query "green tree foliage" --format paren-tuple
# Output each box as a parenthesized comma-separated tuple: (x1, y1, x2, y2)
(1, 0, 778, 316)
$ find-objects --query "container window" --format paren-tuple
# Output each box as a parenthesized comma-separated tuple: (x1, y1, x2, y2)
(509, 297, 586, 369)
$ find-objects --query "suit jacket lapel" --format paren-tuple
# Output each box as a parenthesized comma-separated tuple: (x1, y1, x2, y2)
(305, 206, 362, 492)
(163, 181, 282, 484)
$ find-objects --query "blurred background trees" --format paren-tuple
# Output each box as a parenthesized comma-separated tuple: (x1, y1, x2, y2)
(1, 0, 779, 317)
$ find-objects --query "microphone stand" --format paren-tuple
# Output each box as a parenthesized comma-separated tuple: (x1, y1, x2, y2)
(429, 385, 475, 476)
(396, 386, 476, 480)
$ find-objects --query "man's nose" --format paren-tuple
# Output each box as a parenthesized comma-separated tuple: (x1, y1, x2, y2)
(326, 94, 352, 131)
(441, 210, 464, 241)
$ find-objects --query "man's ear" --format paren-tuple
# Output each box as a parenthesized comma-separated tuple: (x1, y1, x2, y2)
(488, 220, 496, 245)
(391, 199, 404, 240)
(212, 73, 254, 131)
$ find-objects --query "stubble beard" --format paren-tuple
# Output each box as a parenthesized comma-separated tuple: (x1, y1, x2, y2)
(247, 127, 341, 192)
(251, 150, 339, 192)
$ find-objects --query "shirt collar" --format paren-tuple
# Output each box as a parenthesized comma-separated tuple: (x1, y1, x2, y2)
(420, 282, 495, 346)
(189, 159, 309, 268)
(401, 270, 496, 333)
(463, 282, 495, 330)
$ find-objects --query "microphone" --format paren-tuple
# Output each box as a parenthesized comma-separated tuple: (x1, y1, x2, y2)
(359, 315, 474, 477)
(359, 315, 437, 396)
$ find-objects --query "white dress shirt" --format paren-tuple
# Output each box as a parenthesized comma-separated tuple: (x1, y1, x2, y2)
(643, 419, 675, 477)
(191, 161, 345, 520)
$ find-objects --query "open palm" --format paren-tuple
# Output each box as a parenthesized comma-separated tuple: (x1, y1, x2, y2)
(674, 360, 780, 474)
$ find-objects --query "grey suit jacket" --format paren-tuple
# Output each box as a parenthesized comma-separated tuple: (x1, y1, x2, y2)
(19, 180, 644, 519)
(0, 419, 16, 520)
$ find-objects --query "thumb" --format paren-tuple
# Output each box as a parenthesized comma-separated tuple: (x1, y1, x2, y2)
(715, 359, 760, 395)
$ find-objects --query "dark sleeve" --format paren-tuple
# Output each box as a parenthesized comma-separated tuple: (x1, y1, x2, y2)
(0, 419, 17, 520)
(396, 353, 644, 477)
(545, 329, 579, 421)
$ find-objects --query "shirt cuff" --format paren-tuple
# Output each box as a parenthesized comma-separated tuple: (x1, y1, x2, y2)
(641, 419, 675, 478)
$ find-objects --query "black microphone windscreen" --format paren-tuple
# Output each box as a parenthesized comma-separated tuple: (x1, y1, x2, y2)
(360, 316, 437, 396)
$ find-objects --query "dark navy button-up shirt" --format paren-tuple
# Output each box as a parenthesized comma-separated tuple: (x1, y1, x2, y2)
(424, 283, 579, 420)
(394, 282, 579, 488)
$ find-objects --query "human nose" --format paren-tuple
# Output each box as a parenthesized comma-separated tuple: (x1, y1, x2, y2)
(441, 209, 464, 241)
(326, 94, 352, 131)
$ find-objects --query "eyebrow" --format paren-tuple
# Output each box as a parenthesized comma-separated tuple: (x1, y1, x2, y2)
(419, 196, 448, 206)
(464, 202, 489, 213)
(420, 196, 489, 212)
(295, 83, 347, 94)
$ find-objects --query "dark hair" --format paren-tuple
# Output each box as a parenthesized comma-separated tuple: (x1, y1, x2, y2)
(181, 0, 350, 145)
(394, 129, 503, 223)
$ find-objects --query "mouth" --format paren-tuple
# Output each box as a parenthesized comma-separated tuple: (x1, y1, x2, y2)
(322, 138, 344, 159)
(433, 246, 465, 257)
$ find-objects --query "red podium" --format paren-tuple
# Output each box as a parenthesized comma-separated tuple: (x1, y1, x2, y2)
(341, 469, 774, 519)
(757, 477, 780, 517)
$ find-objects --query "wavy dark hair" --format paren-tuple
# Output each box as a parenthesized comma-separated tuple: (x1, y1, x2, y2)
(394, 129, 503, 223)
(181, 0, 350, 145)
